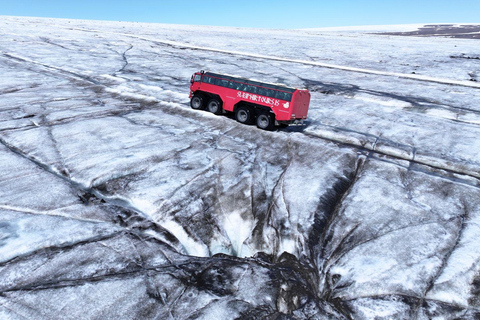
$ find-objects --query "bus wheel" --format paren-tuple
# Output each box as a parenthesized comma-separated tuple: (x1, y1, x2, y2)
(190, 95, 204, 110)
(207, 99, 222, 115)
(256, 113, 275, 131)
(235, 106, 253, 124)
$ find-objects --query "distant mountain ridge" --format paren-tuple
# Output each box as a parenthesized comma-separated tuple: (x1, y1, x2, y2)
(303, 23, 480, 38)
(379, 24, 480, 39)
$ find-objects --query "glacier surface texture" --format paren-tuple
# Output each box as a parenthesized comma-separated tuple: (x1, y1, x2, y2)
(1, 17, 480, 319)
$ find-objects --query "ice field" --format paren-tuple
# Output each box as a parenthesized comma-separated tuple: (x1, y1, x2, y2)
(1, 16, 480, 318)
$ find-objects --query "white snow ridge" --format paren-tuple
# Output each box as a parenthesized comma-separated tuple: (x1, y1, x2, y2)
(1, 16, 480, 319)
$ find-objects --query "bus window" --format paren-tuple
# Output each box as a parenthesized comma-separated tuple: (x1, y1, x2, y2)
(257, 87, 267, 97)
(203, 76, 213, 84)
(275, 91, 292, 101)
(236, 82, 247, 91)
(265, 89, 276, 98)
(194, 74, 201, 82)
(275, 91, 286, 100)
(228, 81, 237, 89)
(219, 79, 230, 88)
(245, 85, 257, 94)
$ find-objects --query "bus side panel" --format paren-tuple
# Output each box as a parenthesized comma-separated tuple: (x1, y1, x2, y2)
(272, 102, 292, 121)
(200, 83, 237, 112)
(223, 97, 236, 112)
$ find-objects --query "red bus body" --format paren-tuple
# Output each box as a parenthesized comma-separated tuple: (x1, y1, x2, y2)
(189, 71, 310, 129)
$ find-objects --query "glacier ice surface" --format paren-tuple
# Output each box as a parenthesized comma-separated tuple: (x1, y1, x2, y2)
(1, 16, 480, 319)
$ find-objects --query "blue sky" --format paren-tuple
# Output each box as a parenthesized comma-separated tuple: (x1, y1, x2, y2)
(2, 0, 480, 29)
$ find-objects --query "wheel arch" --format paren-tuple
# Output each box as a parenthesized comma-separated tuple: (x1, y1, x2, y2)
(194, 90, 223, 105)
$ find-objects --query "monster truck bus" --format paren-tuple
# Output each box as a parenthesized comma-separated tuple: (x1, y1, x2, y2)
(189, 71, 310, 130)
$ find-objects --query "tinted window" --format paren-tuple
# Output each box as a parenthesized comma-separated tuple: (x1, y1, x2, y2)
(257, 87, 267, 97)
(219, 79, 230, 88)
(277, 91, 293, 101)
(265, 89, 276, 98)
(275, 91, 286, 100)
(236, 82, 247, 91)
(203, 76, 213, 84)
(245, 85, 257, 94)
(203, 73, 295, 101)
(228, 81, 238, 89)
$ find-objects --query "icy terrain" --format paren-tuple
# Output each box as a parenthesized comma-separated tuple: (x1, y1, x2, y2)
(0, 16, 480, 319)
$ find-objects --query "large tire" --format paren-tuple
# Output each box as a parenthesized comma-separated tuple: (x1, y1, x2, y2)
(190, 95, 204, 110)
(235, 106, 253, 124)
(256, 113, 275, 131)
(207, 99, 222, 115)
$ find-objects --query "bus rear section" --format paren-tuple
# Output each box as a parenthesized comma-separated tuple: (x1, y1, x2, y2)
(189, 71, 310, 130)
(289, 89, 310, 123)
